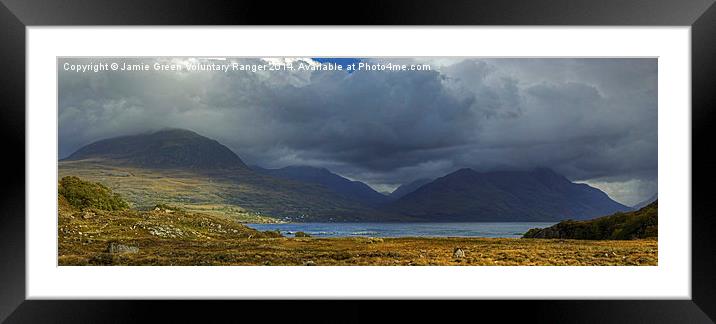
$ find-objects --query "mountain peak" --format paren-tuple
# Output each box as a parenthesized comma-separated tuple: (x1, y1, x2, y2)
(385, 168, 630, 222)
(152, 128, 203, 137)
(65, 129, 248, 170)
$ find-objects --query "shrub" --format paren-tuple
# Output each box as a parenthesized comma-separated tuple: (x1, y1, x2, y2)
(294, 231, 311, 238)
(58, 176, 129, 211)
(152, 203, 183, 213)
(254, 229, 282, 238)
(331, 251, 352, 260)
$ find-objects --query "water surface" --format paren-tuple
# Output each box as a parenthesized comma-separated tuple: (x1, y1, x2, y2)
(245, 222, 556, 238)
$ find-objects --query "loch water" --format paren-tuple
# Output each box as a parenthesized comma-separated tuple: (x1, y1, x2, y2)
(245, 222, 557, 238)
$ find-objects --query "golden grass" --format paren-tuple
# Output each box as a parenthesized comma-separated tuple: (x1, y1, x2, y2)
(59, 203, 657, 266)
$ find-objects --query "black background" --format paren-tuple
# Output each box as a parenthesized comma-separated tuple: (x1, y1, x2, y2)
(1, 0, 714, 323)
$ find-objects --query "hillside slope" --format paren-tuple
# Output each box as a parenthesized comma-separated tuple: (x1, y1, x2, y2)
(58, 176, 282, 265)
(632, 193, 657, 210)
(389, 178, 433, 200)
(253, 165, 389, 206)
(523, 201, 657, 240)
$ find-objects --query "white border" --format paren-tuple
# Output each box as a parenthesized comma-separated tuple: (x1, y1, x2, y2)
(27, 27, 690, 299)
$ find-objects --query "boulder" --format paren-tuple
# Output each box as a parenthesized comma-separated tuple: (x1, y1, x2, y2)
(107, 242, 139, 254)
(81, 211, 96, 219)
(453, 248, 465, 258)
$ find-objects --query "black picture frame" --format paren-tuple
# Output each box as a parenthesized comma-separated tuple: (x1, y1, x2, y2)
(1, 0, 715, 322)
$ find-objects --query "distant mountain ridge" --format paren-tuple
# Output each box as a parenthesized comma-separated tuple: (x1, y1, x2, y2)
(389, 178, 433, 200)
(383, 168, 631, 222)
(64, 129, 248, 170)
(252, 165, 389, 206)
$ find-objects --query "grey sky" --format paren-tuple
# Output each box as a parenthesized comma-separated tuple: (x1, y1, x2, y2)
(58, 57, 657, 205)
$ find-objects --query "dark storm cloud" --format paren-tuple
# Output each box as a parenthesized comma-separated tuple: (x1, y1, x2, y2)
(58, 57, 657, 205)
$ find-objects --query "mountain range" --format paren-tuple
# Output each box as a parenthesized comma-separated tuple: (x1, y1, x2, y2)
(60, 129, 632, 222)
(60, 129, 400, 222)
(252, 165, 390, 206)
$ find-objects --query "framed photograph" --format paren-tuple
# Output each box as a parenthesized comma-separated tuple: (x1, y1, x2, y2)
(2, 0, 715, 322)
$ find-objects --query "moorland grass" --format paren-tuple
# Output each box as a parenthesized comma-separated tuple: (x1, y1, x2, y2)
(58, 176, 657, 266)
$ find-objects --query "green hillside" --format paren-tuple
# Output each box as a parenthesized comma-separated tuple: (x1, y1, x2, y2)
(523, 201, 657, 240)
